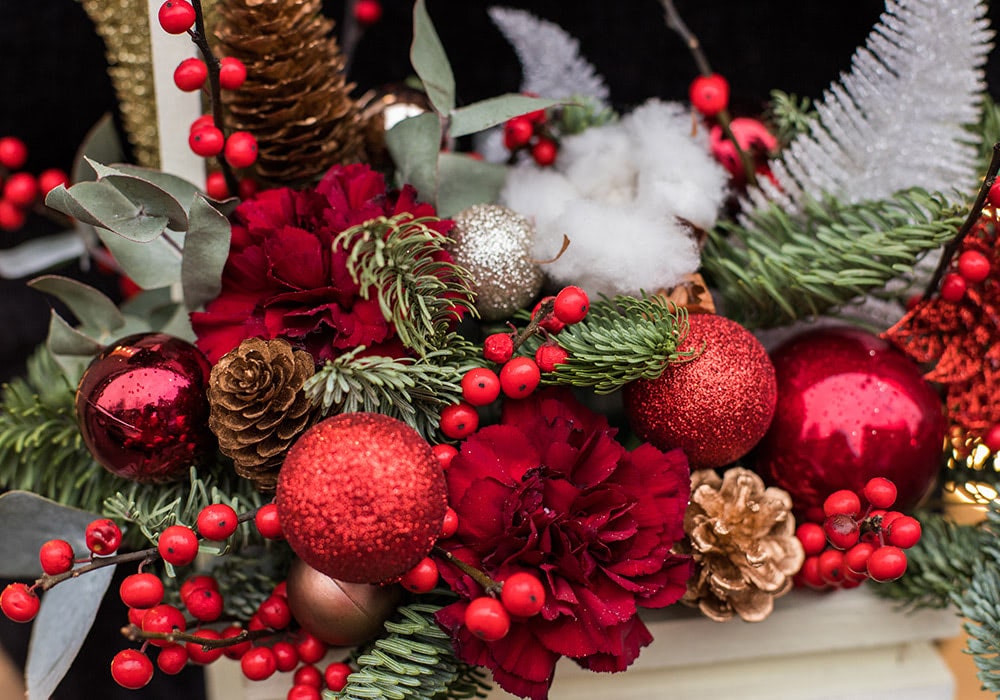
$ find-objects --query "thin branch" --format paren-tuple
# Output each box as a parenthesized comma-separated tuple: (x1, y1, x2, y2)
(121, 623, 274, 649)
(433, 546, 501, 596)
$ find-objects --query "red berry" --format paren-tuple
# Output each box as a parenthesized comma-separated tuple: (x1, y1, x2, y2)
(798, 555, 826, 589)
(219, 57, 247, 90)
(353, 0, 383, 25)
(37, 168, 68, 195)
(120, 572, 165, 609)
(293, 664, 323, 688)
(272, 580, 288, 598)
(189, 114, 215, 133)
(823, 513, 860, 550)
(111, 649, 154, 689)
(189, 126, 225, 158)
(241, 646, 277, 681)
(879, 510, 904, 531)
(958, 249, 991, 284)
(985, 424, 1000, 453)
(989, 179, 1000, 208)
(196, 503, 239, 540)
(689, 73, 730, 117)
(288, 685, 322, 700)
(531, 297, 565, 333)
(818, 548, 846, 585)
(400, 557, 439, 593)
(0, 136, 28, 170)
(795, 522, 827, 556)
(940, 272, 967, 302)
(85, 518, 122, 555)
(204, 173, 229, 199)
(156, 644, 189, 675)
(158, 524, 199, 566)
(271, 640, 299, 672)
(128, 606, 148, 627)
(221, 625, 252, 660)
(499, 357, 541, 399)
(39, 539, 75, 575)
(295, 632, 327, 665)
(158, 0, 196, 34)
(483, 333, 515, 363)
(439, 402, 479, 439)
(844, 542, 876, 575)
(534, 343, 569, 373)
(500, 572, 546, 617)
(142, 604, 187, 647)
(185, 587, 224, 622)
(463, 597, 511, 641)
(3, 172, 38, 207)
(224, 131, 259, 169)
(324, 661, 352, 692)
(432, 443, 458, 470)
(862, 477, 897, 509)
(238, 177, 259, 199)
(255, 503, 284, 539)
(186, 628, 224, 664)
(461, 367, 501, 406)
(0, 199, 26, 231)
(503, 116, 534, 150)
(180, 574, 218, 601)
(867, 545, 908, 582)
(173, 58, 208, 92)
(823, 489, 861, 518)
(553, 285, 589, 324)
(886, 515, 922, 549)
(1, 583, 39, 622)
(441, 507, 459, 538)
(530, 137, 558, 166)
(257, 594, 292, 630)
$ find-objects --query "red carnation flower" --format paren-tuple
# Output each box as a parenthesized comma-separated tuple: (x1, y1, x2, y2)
(436, 389, 692, 700)
(190, 164, 453, 364)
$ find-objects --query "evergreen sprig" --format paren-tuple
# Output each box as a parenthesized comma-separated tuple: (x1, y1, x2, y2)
(766, 90, 815, 145)
(957, 560, 1000, 693)
(521, 294, 695, 394)
(335, 215, 477, 357)
(703, 188, 965, 328)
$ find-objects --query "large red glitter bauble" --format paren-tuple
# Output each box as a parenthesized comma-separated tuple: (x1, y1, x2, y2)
(753, 326, 946, 522)
(76, 333, 214, 483)
(623, 313, 777, 468)
(276, 413, 447, 584)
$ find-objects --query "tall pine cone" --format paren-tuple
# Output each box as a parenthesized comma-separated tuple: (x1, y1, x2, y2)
(678, 467, 804, 622)
(208, 338, 316, 490)
(212, 0, 368, 185)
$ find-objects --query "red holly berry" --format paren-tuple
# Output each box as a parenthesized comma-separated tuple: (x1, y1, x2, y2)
(85, 518, 123, 555)
(158, 524, 199, 566)
(196, 503, 239, 540)
(985, 424, 1000, 453)
(3, 172, 38, 207)
(886, 515, 922, 549)
(432, 443, 458, 470)
(534, 343, 568, 373)
(862, 477, 897, 509)
(287, 685, 322, 700)
(39, 539, 75, 575)
(219, 57, 248, 91)
(272, 580, 287, 598)
(1, 583, 39, 622)
(185, 628, 224, 664)
(461, 367, 501, 406)
(173, 58, 208, 92)
(499, 357, 541, 399)
(189, 114, 215, 133)
(0, 199, 26, 231)
(0, 136, 28, 170)
(440, 507, 459, 538)
(817, 548, 846, 585)
(205, 172, 229, 199)
(867, 545, 908, 582)
(503, 116, 534, 150)
(255, 503, 284, 540)
(157, 0, 196, 34)
(798, 555, 826, 589)
(823, 489, 861, 518)
(689, 73, 730, 117)
(553, 285, 589, 324)
(156, 644, 189, 675)
(353, 0, 383, 25)
(324, 661, 352, 692)
(120, 572, 165, 609)
(294, 632, 327, 665)
(189, 126, 225, 158)
(221, 625, 252, 660)
(957, 249, 991, 284)
(795, 522, 827, 556)
(439, 402, 479, 439)
(844, 542, 876, 576)
(464, 596, 511, 641)
(37, 168, 68, 195)
(185, 586, 224, 622)
(224, 131, 259, 169)
(240, 646, 277, 681)
(142, 604, 187, 646)
(293, 664, 323, 688)
(180, 574, 218, 601)
(500, 572, 546, 617)
(531, 297, 565, 333)
(940, 272, 967, 302)
(400, 557, 439, 593)
(483, 333, 515, 363)
(271, 641, 299, 672)
(823, 513, 860, 550)
(111, 649, 154, 689)
(530, 137, 558, 167)
(238, 177, 259, 199)
(989, 179, 1000, 208)
(127, 606, 148, 627)
(257, 594, 292, 630)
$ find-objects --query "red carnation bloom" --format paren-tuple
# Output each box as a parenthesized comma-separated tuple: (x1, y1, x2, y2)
(436, 390, 692, 700)
(190, 164, 453, 364)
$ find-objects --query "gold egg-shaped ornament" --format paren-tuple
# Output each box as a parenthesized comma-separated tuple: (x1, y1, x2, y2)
(449, 204, 544, 320)
(285, 557, 402, 647)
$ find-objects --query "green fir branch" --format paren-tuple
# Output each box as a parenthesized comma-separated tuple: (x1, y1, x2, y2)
(521, 294, 695, 394)
(438, 663, 492, 699)
(335, 215, 477, 356)
(766, 90, 815, 146)
(956, 560, 1000, 693)
(973, 95, 1000, 168)
(703, 188, 965, 328)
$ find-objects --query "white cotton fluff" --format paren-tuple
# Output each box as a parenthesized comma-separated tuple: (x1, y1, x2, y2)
(500, 99, 728, 298)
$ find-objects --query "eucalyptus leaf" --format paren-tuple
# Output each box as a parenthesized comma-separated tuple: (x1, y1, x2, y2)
(28, 275, 125, 336)
(72, 114, 125, 186)
(46, 182, 170, 243)
(155, 302, 197, 342)
(104, 163, 203, 215)
(411, 0, 455, 115)
(181, 195, 232, 311)
(385, 113, 442, 204)
(450, 94, 561, 138)
(96, 227, 184, 290)
(88, 159, 189, 231)
(45, 312, 103, 357)
(436, 153, 507, 218)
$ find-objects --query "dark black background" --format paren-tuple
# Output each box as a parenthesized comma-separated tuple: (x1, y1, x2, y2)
(0, 1, 993, 697)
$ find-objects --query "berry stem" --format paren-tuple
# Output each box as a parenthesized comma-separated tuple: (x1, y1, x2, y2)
(37, 548, 157, 591)
(340, 0, 363, 76)
(432, 546, 502, 596)
(513, 297, 554, 353)
(121, 623, 273, 649)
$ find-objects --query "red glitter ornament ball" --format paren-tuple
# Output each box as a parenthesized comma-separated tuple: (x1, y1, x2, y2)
(623, 313, 776, 468)
(76, 333, 214, 483)
(753, 326, 946, 522)
(276, 413, 447, 584)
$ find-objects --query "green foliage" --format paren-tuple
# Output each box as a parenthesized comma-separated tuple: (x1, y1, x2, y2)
(335, 215, 477, 356)
(556, 95, 618, 136)
(973, 95, 1000, 168)
(766, 90, 815, 145)
(703, 188, 965, 328)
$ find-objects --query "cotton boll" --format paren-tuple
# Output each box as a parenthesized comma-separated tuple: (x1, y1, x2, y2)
(558, 126, 634, 202)
(500, 166, 578, 235)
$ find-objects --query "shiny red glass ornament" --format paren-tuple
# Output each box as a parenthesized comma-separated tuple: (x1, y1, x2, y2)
(76, 333, 214, 483)
(753, 327, 946, 522)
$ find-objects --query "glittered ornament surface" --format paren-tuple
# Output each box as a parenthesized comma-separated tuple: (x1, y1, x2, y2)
(276, 413, 447, 584)
(76, 333, 214, 483)
(448, 204, 543, 320)
(754, 327, 946, 521)
(624, 313, 776, 468)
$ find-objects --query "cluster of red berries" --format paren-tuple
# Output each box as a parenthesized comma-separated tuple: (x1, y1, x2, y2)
(0, 136, 69, 231)
(795, 477, 922, 589)
(937, 196, 997, 304)
(503, 105, 559, 167)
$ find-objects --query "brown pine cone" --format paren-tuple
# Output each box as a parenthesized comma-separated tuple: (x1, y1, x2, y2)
(208, 337, 316, 490)
(678, 467, 805, 622)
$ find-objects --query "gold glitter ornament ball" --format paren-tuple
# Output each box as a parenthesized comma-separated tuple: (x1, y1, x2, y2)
(624, 314, 777, 468)
(276, 413, 447, 584)
(448, 204, 543, 320)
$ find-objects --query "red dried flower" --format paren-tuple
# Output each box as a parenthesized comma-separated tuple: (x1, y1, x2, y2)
(436, 389, 692, 700)
(190, 164, 452, 364)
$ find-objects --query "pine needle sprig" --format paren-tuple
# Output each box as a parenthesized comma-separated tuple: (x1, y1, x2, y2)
(520, 294, 694, 394)
(766, 90, 816, 146)
(335, 215, 478, 357)
(956, 560, 1000, 693)
(703, 188, 965, 328)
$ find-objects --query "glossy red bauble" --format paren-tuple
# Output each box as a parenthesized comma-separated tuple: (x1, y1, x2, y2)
(76, 333, 214, 483)
(753, 327, 946, 522)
